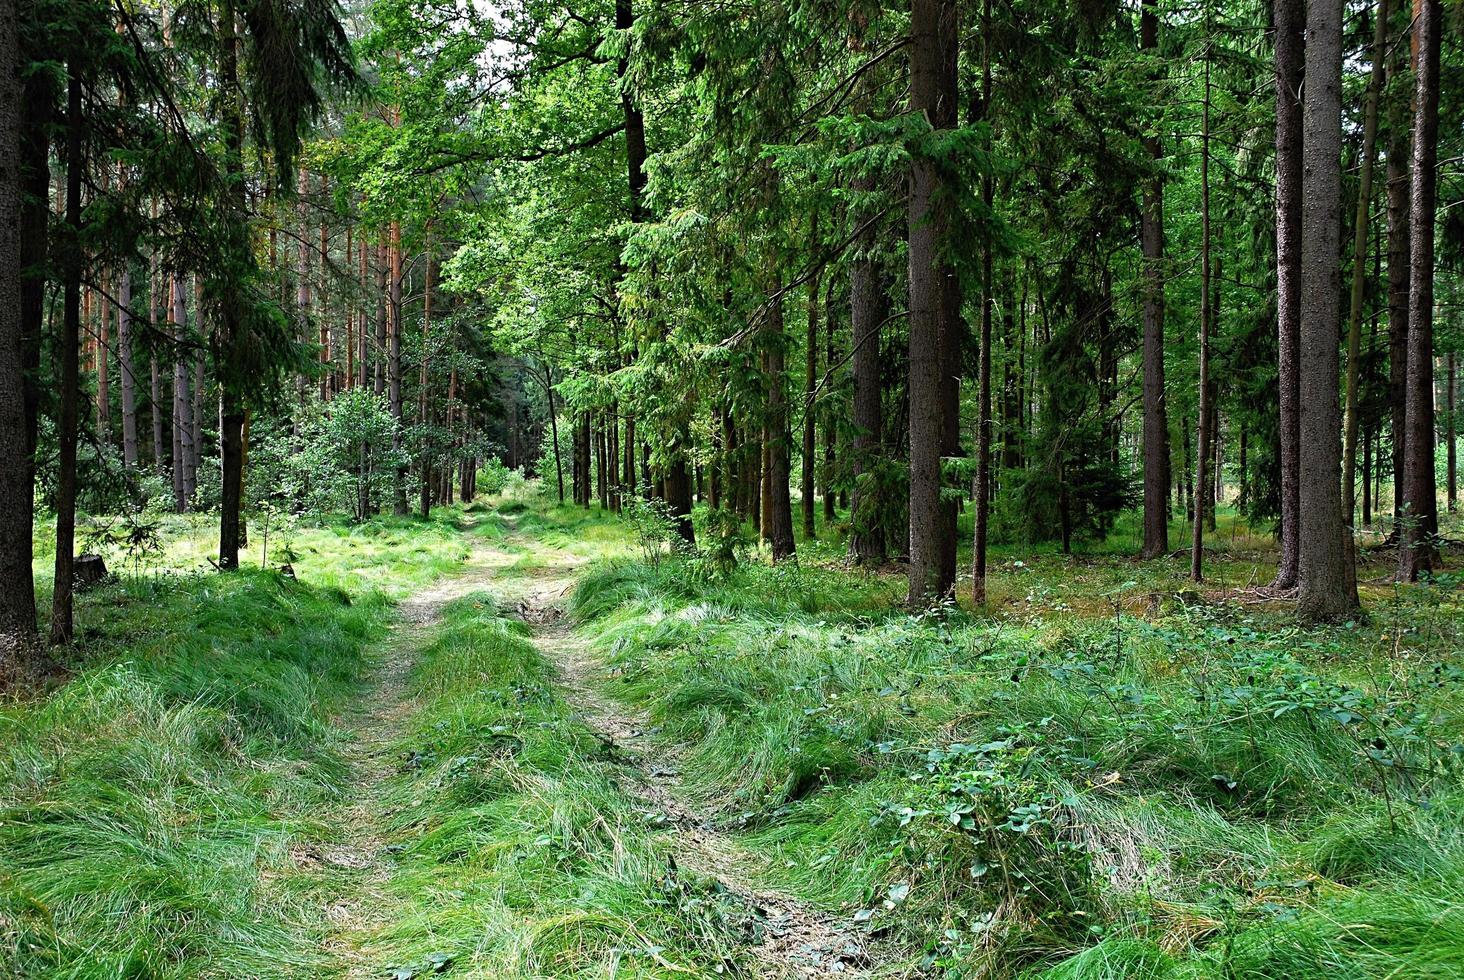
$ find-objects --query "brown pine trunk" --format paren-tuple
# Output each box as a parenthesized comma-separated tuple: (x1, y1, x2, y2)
(119, 271, 138, 467)
(1297, 0, 1359, 621)
(1448, 352, 1456, 512)
(1273, 0, 1304, 588)
(171, 278, 191, 512)
(848, 186, 887, 564)
(765, 299, 794, 560)
(822, 282, 837, 523)
(216, 0, 247, 570)
(51, 68, 83, 646)
(972, 0, 993, 605)
(1191, 43, 1212, 582)
(1139, 0, 1169, 560)
(0, 8, 38, 660)
(1398, 0, 1442, 579)
(907, 0, 959, 603)
(389, 218, 408, 515)
(802, 236, 820, 539)
(1342, 0, 1389, 540)
(1386, 7, 1411, 528)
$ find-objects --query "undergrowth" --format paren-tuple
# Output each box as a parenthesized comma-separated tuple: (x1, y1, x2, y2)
(0, 511, 483, 978)
(322, 592, 757, 978)
(570, 554, 1464, 978)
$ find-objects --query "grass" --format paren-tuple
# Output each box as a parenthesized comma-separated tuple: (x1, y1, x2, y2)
(568, 520, 1464, 978)
(297, 592, 755, 978)
(7, 490, 1464, 978)
(0, 510, 487, 978)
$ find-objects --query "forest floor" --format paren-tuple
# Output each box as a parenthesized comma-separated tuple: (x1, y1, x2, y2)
(4, 497, 1464, 979)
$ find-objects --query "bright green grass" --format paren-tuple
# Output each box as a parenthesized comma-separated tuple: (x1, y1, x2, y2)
(292, 592, 757, 978)
(0, 508, 493, 978)
(569, 551, 1464, 978)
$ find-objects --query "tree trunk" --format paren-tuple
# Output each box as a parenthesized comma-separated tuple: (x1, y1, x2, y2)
(1386, 7, 1411, 528)
(1448, 352, 1457, 512)
(389, 219, 408, 515)
(51, 68, 83, 646)
(1398, 0, 1442, 580)
(972, 0, 994, 605)
(215, 0, 247, 570)
(765, 296, 795, 561)
(848, 186, 887, 564)
(1139, 0, 1169, 560)
(1342, 0, 1389, 539)
(907, 0, 959, 603)
(822, 282, 837, 522)
(0, 5, 38, 661)
(802, 235, 820, 539)
(1273, 0, 1304, 589)
(1192, 40, 1212, 583)
(418, 248, 434, 519)
(171, 278, 191, 512)
(1297, 0, 1359, 621)
(119, 271, 138, 467)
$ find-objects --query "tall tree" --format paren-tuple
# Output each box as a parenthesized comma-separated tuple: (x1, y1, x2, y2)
(907, 0, 959, 603)
(1138, 0, 1168, 561)
(1398, 0, 1442, 580)
(1272, 0, 1304, 590)
(0, 0, 38, 664)
(1296, 0, 1358, 622)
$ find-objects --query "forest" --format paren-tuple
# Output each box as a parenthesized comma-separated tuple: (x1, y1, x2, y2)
(2, 0, 1464, 976)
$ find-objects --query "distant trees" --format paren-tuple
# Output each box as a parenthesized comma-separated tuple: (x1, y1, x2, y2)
(2, 0, 1461, 670)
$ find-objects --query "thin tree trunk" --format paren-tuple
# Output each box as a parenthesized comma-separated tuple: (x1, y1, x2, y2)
(1191, 38, 1212, 583)
(119, 271, 138, 467)
(1398, 0, 1442, 580)
(1386, 5, 1411, 529)
(765, 295, 795, 560)
(1273, 0, 1304, 588)
(389, 218, 407, 515)
(171, 278, 191, 512)
(1139, 0, 1169, 560)
(212, 0, 250, 570)
(848, 185, 887, 564)
(972, 0, 994, 605)
(1448, 352, 1456, 512)
(1297, 0, 1359, 621)
(543, 360, 564, 502)
(51, 68, 83, 646)
(1342, 0, 1389, 542)
(802, 228, 820, 539)
(822, 281, 837, 522)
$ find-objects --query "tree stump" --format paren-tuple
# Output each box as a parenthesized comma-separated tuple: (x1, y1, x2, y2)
(74, 554, 108, 589)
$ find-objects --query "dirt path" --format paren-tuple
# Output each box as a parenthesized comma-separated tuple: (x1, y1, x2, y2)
(297, 521, 874, 978)
(505, 537, 874, 978)
(298, 542, 516, 978)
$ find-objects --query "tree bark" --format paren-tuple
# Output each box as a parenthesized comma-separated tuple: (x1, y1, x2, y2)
(389, 218, 407, 515)
(907, 0, 959, 603)
(765, 296, 795, 561)
(1448, 352, 1456, 513)
(1386, 6, 1411, 528)
(51, 67, 83, 645)
(0, 4, 38, 661)
(848, 185, 887, 564)
(802, 232, 820, 539)
(171, 278, 191, 512)
(1342, 0, 1389, 539)
(1139, 0, 1169, 560)
(119, 271, 138, 467)
(1398, 0, 1442, 580)
(1297, 0, 1359, 621)
(1272, 0, 1304, 589)
(1192, 41, 1212, 583)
